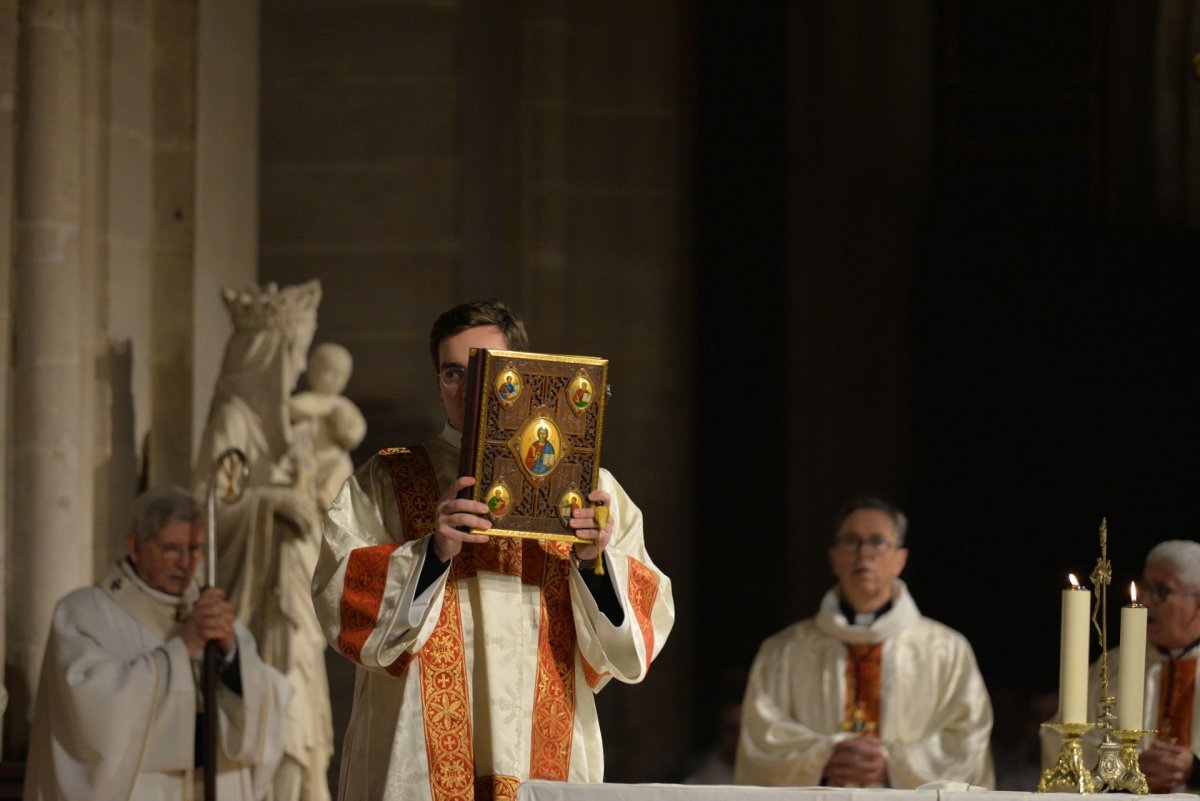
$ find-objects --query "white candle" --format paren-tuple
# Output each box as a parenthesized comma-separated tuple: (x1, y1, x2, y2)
(1117, 581, 1148, 731)
(1059, 574, 1091, 724)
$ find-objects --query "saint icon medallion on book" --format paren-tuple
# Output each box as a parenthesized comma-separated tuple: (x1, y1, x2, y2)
(494, 366, 522, 405)
(567, 370, 595, 414)
(512, 414, 568, 482)
(557, 487, 585, 528)
(485, 480, 513, 520)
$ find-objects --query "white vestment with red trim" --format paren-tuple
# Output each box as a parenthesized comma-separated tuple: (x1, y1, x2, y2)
(312, 427, 674, 801)
(736, 583, 995, 789)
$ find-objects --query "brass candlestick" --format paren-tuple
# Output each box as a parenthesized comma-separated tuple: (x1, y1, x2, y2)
(1039, 518, 1152, 794)
(1097, 729, 1154, 794)
(1095, 729, 1153, 794)
(1090, 520, 1151, 793)
(1039, 722, 1098, 794)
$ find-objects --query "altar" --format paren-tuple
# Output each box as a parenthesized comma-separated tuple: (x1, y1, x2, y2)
(516, 784, 1195, 801)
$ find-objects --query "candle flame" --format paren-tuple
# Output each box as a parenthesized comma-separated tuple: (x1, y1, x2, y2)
(1068, 573, 1079, 588)
(1131, 581, 1137, 603)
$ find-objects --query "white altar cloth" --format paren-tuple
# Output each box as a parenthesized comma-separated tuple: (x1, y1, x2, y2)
(517, 783, 1194, 801)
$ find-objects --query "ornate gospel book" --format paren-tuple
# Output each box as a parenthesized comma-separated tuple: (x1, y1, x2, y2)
(458, 348, 608, 543)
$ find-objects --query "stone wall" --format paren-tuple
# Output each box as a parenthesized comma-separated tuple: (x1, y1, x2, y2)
(193, 0, 261, 462)
(258, 0, 693, 782)
(0, 0, 256, 755)
(9, 0, 93, 755)
(0, 0, 17, 757)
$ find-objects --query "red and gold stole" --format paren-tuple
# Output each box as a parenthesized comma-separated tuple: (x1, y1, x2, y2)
(379, 446, 578, 800)
(842, 643, 883, 734)
(1157, 657, 1196, 746)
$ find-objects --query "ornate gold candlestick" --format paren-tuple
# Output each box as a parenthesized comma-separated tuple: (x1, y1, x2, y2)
(1093, 726, 1122, 790)
(1038, 518, 1152, 793)
(1095, 729, 1153, 794)
(1088, 520, 1151, 794)
(1039, 722, 1098, 794)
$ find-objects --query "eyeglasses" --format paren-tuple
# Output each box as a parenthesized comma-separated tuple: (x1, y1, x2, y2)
(832, 535, 896, 554)
(148, 539, 203, 562)
(438, 366, 467, 389)
(1142, 580, 1199, 604)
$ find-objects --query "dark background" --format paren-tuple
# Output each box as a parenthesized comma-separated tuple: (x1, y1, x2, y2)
(692, 0, 1200, 772)
(279, 0, 1200, 785)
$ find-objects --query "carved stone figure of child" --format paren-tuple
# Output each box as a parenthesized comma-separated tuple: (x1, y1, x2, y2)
(289, 342, 367, 509)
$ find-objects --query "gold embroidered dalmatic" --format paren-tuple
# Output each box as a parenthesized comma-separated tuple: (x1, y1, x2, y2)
(312, 427, 674, 801)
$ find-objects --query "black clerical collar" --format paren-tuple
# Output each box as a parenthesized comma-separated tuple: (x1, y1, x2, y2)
(1157, 634, 1200, 660)
(839, 597, 893, 627)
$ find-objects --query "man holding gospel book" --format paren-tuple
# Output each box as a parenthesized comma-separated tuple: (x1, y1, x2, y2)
(311, 300, 675, 801)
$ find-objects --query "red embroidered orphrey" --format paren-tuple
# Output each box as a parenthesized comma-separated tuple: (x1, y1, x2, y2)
(843, 642, 883, 733)
(1158, 657, 1196, 747)
(376, 446, 582, 796)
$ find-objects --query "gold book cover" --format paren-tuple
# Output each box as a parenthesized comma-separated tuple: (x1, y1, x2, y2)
(458, 348, 608, 543)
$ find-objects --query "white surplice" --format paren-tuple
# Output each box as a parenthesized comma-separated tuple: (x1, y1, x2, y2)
(311, 426, 675, 801)
(736, 580, 995, 789)
(23, 561, 291, 801)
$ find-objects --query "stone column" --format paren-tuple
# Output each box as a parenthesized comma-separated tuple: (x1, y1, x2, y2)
(512, 3, 693, 780)
(514, 5, 569, 337)
(461, 0, 518, 297)
(148, 0, 197, 487)
(8, 0, 90, 755)
(0, 0, 18, 758)
(193, 0, 258, 466)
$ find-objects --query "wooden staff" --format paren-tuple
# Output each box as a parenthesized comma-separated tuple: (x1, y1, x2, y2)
(203, 448, 249, 801)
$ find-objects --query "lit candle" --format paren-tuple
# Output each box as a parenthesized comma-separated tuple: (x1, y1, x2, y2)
(1059, 574, 1091, 724)
(1117, 581, 1148, 731)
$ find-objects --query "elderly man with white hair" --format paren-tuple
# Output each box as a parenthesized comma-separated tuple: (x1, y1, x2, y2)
(1134, 540, 1200, 792)
(24, 485, 291, 801)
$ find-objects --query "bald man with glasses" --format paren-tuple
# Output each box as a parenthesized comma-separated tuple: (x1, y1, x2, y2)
(736, 497, 994, 789)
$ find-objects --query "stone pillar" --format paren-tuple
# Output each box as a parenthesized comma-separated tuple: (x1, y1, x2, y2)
(513, 3, 692, 780)
(461, 0, 518, 296)
(79, 0, 108, 578)
(193, 0, 258, 465)
(9, 0, 90, 755)
(514, 5, 569, 332)
(148, 0, 197, 487)
(0, 0, 18, 758)
(785, 0, 934, 598)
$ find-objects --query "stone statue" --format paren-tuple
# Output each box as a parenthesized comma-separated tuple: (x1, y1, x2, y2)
(289, 342, 367, 510)
(193, 280, 333, 801)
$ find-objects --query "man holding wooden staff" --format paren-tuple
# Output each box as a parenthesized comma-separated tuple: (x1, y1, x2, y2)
(23, 485, 290, 801)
